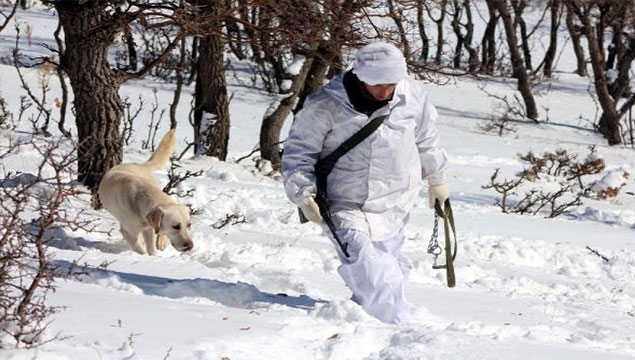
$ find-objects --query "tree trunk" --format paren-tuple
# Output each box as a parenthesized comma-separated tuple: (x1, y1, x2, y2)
(481, 0, 498, 74)
(53, 19, 71, 138)
(432, 0, 447, 64)
(451, 0, 464, 69)
(416, 0, 430, 62)
(496, 0, 538, 120)
(260, 55, 314, 170)
(295, 45, 330, 113)
(605, 32, 619, 71)
(581, 10, 621, 145)
(325, 0, 356, 78)
(225, 0, 246, 60)
(124, 26, 138, 71)
(187, 37, 199, 86)
(565, 2, 587, 76)
(542, 0, 560, 77)
(194, 8, 231, 160)
(609, 36, 635, 101)
(170, 38, 186, 130)
(55, 1, 123, 193)
(388, 0, 412, 60)
(295, 0, 354, 109)
(511, 0, 532, 71)
(462, 0, 479, 72)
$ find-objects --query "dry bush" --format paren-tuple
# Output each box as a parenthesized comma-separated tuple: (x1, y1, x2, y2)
(591, 171, 630, 200)
(483, 147, 613, 218)
(519, 146, 605, 192)
(162, 157, 203, 198)
(0, 97, 14, 130)
(0, 134, 99, 348)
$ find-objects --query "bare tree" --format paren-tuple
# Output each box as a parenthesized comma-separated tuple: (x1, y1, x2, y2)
(193, 0, 230, 159)
(415, 0, 431, 62)
(1, 0, 19, 34)
(388, 0, 412, 60)
(542, 0, 562, 77)
(495, 0, 539, 120)
(568, 0, 635, 145)
(427, 0, 449, 64)
(52, 20, 71, 138)
(510, 0, 533, 71)
(0, 136, 99, 347)
(565, 1, 588, 76)
(258, 0, 362, 169)
(481, 0, 499, 73)
(449, 0, 479, 71)
(46, 0, 184, 199)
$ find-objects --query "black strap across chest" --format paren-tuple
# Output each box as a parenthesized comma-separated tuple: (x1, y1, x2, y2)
(315, 114, 388, 190)
(313, 114, 388, 258)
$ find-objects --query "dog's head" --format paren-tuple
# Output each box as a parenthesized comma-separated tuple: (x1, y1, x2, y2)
(146, 204, 193, 252)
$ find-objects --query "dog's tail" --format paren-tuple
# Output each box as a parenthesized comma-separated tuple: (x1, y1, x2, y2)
(145, 129, 176, 169)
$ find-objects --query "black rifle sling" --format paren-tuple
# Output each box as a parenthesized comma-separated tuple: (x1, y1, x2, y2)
(314, 114, 389, 258)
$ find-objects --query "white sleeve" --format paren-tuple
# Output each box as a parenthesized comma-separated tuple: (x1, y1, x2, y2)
(281, 99, 332, 207)
(415, 94, 448, 186)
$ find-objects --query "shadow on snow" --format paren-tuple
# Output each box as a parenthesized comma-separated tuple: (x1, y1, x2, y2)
(55, 260, 326, 310)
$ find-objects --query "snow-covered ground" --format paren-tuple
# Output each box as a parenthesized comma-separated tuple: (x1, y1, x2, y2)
(2, 5, 635, 360)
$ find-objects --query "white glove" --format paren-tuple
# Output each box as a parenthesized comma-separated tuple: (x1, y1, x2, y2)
(300, 196, 323, 223)
(428, 184, 450, 208)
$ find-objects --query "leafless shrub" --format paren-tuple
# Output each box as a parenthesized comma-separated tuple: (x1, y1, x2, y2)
(138, 26, 192, 83)
(162, 158, 203, 198)
(519, 146, 605, 192)
(12, 26, 57, 137)
(479, 108, 518, 136)
(478, 84, 528, 136)
(0, 97, 14, 130)
(483, 169, 582, 218)
(483, 147, 609, 218)
(212, 213, 246, 229)
(585, 246, 610, 263)
(0, 1, 19, 34)
(121, 95, 144, 146)
(0, 96, 31, 131)
(591, 171, 630, 200)
(0, 134, 101, 348)
(141, 88, 165, 151)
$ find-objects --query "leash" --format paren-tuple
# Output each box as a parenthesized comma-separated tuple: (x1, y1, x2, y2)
(427, 198, 457, 288)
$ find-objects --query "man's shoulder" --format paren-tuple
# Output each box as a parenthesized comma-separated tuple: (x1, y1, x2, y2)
(402, 77, 428, 94)
(397, 77, 431, 104)
(304, 76, 347, 108)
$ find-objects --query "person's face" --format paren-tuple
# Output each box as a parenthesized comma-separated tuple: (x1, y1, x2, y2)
(364, 83, 397, 101)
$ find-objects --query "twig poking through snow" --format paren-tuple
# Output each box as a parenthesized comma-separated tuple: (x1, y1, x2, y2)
(585, 246, 610, 263)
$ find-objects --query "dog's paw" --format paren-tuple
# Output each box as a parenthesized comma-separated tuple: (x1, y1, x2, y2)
(157, 234, 169, 251)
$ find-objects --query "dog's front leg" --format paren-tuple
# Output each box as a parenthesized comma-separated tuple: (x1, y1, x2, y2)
(156, 234, 169, 251)
(121, 228, 147, 255)
(142, 228, 158, 256)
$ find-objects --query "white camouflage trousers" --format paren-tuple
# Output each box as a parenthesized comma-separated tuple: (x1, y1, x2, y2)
(331, 228, 412, 324)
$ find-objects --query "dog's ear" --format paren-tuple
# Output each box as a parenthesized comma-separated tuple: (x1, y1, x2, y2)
(146, 207, 164, 234)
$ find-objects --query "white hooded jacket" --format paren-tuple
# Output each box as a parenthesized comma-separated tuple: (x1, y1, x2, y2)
(281, 74, 447, 241)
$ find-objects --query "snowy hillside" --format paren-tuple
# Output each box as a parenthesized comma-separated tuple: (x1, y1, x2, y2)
(2, 4, 635, 360)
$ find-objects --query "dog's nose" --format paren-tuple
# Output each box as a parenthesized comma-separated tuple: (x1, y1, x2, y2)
(183, 241, 193, 251)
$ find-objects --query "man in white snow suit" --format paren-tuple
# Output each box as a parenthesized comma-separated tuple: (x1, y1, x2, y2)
(281, 42, 449, 324)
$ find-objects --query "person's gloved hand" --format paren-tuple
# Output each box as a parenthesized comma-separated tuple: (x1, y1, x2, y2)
(300, 196, 323, 223)
(428, 184, 450, 208)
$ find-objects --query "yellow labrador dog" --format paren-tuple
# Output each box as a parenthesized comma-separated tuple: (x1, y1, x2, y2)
(98, 129, 193, 255)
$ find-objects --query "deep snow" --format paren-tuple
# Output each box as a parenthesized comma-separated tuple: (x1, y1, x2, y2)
(1, 4, 635, 360)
